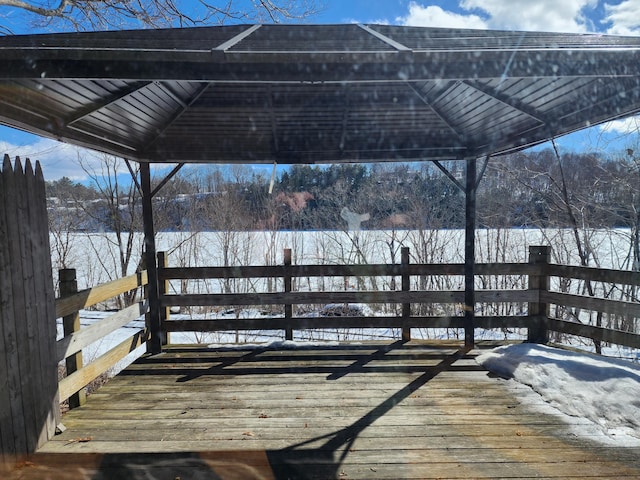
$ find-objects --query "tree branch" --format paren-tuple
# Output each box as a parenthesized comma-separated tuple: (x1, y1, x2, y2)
(0, 0, 321, 31)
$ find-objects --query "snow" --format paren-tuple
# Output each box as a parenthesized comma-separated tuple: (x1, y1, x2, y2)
(476, 343, 640, 446)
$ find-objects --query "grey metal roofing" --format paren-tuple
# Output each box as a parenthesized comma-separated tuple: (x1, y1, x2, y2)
(0, 23, 639, 164)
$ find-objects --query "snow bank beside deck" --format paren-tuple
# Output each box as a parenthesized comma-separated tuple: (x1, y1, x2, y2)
(477, 343, 640, 445)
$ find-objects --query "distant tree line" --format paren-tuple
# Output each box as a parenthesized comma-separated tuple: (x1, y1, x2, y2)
(46, 148, 640, 236)
(47, 147, 640, 328)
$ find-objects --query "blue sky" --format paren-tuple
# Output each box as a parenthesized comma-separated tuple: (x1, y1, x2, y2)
(0, 0, 639, 180)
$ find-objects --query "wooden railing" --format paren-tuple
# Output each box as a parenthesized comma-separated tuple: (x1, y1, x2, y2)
(543, 263, 640, 349)
(55, 245, 640, 412)
(55, 269, 149, 408)
(156, 246, 640, 349)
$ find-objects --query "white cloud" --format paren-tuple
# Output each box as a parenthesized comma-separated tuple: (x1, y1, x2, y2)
(397, 3, 488, 29)
(599, 115, 640, 134)
(345, 17, 389, 25)
(603, 0, 640, 35)
(398, 1, 599, 33)
(0, 137, 115, 181)
(461, 0, 598, 32)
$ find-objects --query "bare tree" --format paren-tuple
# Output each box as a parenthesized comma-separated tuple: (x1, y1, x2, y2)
(0, 0, 321, 33)
(78, 153, 142, 308)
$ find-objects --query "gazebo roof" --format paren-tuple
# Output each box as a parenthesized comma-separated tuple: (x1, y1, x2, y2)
(0, 24, 639, 164)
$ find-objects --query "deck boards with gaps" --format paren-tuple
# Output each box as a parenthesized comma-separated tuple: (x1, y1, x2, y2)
(4, 341, 640, 479)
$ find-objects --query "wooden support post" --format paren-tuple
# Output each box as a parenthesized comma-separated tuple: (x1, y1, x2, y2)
(401, 247, 411, 342)
(140, 162, 163, 354)
(528, 246, 551, 343)
(284, 249, 293, 341)
(157, 252, 170, 346)
(464, 158, 476, 348)
(59, 269, 86, 409)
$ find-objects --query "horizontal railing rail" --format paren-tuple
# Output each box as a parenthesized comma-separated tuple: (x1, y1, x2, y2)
(55, 269, 149, 409)
(540, 262, 640, 349)
(156, 246, 640, 351)
(160, 262, 538, 279)
(160, 290, 536, 308)
(544, 264, 640, 286)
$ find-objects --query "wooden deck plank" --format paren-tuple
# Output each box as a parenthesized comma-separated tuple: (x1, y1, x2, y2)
(4, 341, 639, 479)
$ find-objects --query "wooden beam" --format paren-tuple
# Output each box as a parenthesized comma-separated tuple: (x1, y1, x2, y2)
(528, 246, 550, 343)
(548, 318, 640, 349)
(464, 157, 476, 347)
(541, 291, 640, 318)
(56, 301, 148, 363)
(58, 330, 147, 403)
(55, 271, 148, 318)
(163, 315, 539, 332)
(140, 163, 162, 353)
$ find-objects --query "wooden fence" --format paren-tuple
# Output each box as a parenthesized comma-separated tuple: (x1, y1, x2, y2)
(55, 269, 149, 408)
(0, 156, 59, 464)
(157, 246, 640, 349)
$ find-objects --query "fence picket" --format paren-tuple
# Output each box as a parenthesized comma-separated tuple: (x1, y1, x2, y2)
(0, 156, 59, 463)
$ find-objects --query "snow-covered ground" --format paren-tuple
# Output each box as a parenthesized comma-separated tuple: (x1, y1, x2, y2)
(477, 343, 640, 446)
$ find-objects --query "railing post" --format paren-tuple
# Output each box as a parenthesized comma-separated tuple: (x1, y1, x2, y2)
(401, 247, 411, 341)
(284, 248, 293, 341)
(157, 251, 170, 346)
(464, 157, 476, 348)
(59, 268, 86, 409)
(528, 246, 551, 343)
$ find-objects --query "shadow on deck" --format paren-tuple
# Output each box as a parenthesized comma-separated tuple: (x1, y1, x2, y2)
(5, 341, 640, 479)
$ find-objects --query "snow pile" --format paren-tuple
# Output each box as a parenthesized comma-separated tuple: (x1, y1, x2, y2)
(477, 343, 640, 443)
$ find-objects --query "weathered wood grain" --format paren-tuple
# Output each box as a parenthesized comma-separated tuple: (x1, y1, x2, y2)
(162, 314, 538, 332)
(159, 262, 538, 280)
(56, 301, 148, 362)
(58, 330, 147, 402)
(0, 157, 59, 465)
(542, 290, 640, 318)
(548, 317, 640, 349)
(0, 155, 20, 462)
(55, 271, 148, 319)
(31, 160, 61, 443)
(29, 342, 640, 479)
(3, 157, 36, 453)
(546, 263, 640, 287)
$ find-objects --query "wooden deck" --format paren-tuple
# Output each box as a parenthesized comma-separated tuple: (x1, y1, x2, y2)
(6, 341, 640, 479)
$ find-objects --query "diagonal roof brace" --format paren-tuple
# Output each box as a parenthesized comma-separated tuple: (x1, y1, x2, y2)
(433, 160, 464, 192)
(433, 153, 491, 194)
(212, 24, 262, 54)
(65, 81, 154, 126)
(151, 163, 185, 198)
(357, 24, 412, 51)
(461, 79, 548, 125)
